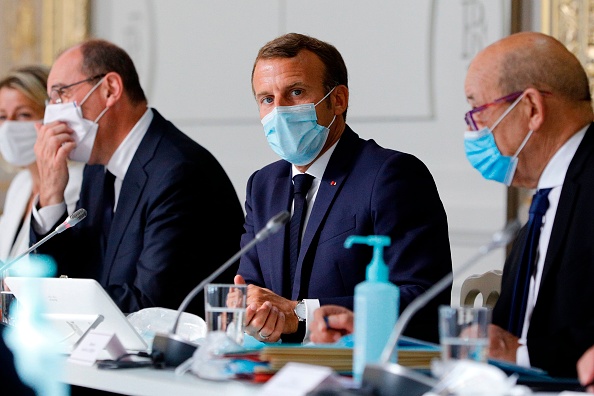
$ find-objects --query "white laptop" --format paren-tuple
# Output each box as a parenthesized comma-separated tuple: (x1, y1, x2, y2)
(4, 277, 148, 354)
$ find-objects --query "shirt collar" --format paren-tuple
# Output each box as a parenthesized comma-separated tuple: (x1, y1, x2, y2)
(538, 125, 587, 189)
(106, 107, 153, 180)
(292, 140, 340, 180)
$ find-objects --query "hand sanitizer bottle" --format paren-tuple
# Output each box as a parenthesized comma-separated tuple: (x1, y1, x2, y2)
(345, 235, 399, 384)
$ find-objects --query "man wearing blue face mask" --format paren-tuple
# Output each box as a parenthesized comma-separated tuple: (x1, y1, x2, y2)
(29, 39, 245, 318)
(464, 32, 594, 379)
(235, 33, 452, 344)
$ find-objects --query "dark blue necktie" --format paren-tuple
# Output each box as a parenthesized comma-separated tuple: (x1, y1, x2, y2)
(508, 187, 552, 337)
(288, 173, 314, 291)
(101, 169, 115, 252)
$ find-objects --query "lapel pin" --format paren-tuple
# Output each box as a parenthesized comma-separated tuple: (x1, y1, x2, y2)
(330, 181, 337, 186)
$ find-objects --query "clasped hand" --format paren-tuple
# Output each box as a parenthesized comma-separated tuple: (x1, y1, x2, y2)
(234, 275, 297, 343)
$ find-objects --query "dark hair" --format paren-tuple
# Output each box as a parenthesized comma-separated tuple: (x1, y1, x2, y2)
(252, 33, 349, 119)
(0, 65, 49, 107)
(78, 39, 147, 105)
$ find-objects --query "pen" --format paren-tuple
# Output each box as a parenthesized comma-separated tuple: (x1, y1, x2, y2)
(323, 315, 340, 331)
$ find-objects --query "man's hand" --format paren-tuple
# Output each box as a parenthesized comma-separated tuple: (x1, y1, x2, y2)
(488, 324, 520, 362)
(34, 121, 75, 207)
(309, 305, 354, 344)
(577, 345, 594, 393)
(234, 275, 297, 342)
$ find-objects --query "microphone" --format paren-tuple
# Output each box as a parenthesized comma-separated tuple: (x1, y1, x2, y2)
(151, 210, 290, 367)
(0, 208, 88, 273)
(362, 220, 521, 396)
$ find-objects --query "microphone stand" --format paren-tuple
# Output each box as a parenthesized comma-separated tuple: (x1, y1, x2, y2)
(151, 211, 290, 367)
(362, 220, 521, 396)
(0, 208, 88, 274)
(0, 208, 87, 324)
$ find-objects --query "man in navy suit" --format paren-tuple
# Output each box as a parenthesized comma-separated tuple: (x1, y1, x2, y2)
(30, 39, 244, 317)
(235, 33, 452, 344)
(462, 32, 594, 378)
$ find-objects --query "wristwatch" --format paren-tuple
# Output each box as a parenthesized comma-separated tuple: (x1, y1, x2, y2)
(294, 300, 306, 321)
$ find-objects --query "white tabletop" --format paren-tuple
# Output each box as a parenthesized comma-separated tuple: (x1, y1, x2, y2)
(61, 359, 579, 396)
(62, 360, 262, 396)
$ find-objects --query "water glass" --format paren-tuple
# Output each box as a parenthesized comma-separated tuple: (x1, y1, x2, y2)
(1, 291, 17, 325)
(439, 306, 490, 362)
(204, 284, 247, 345)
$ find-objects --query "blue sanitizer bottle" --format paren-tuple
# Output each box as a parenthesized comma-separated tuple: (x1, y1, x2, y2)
(346, 235, 399, 384)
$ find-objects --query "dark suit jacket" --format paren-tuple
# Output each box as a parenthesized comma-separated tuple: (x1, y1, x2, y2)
(238, 126, 452, 342)
(31, 109, 245, 317)
(493, 124, 594, 378)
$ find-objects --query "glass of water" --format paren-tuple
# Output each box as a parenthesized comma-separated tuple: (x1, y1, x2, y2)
(204, 284, 247, 346)
(1, 290, 17, 325)
(438, 306, 490, 362)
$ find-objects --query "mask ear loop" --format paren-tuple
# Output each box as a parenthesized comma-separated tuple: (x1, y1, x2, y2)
(79, 77, 106, 107)
(511, 129, 533, 160)
(93, 106, 110, 123)
(315, 85, 337, 107)
(489, 92, 525, 132)
(326, 115, 337, 129)
(315, 86, 338, 129)
(75, 77, 107, 119)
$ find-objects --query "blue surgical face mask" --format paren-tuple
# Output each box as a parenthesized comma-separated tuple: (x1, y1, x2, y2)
(262, 87, 336, 166)
(464, 93, 532, 186)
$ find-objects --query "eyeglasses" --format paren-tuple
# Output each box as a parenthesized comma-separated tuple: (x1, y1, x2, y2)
(48, 74, 106, 105)
(464, 91, 524, 131)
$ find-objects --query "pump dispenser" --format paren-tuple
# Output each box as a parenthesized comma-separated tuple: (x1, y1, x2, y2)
(345, 235, 399, 384)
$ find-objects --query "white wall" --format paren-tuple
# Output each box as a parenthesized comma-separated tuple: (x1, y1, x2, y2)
(91, 0, 513, 305)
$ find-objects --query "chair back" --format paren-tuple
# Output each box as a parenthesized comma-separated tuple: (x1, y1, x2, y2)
(459, 269, 503, 308)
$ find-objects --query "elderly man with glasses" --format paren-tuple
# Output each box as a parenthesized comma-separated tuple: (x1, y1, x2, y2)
(463, 31, 594, 379)
(30, 39, 245, 318)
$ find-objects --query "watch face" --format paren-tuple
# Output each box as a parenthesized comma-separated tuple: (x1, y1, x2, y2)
(295, 302, 306, 320)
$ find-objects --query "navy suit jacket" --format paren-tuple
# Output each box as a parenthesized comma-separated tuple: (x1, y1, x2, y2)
(494, 124, 594, 378)
(31, 109, 245, 317)
(238, 126, 452, 342)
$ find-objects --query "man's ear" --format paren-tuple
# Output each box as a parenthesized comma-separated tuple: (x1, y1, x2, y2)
(102, 72, 123, 107)
(523, 88, 545, 131)
(332, 84, 349, 116)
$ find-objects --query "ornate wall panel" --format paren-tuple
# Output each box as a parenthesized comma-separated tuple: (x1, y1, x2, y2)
(0, 0, 88, 213)
(542, 0, 594, 100)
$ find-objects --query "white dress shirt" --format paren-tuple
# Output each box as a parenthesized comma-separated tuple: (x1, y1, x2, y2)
(516, 126, 586, 366)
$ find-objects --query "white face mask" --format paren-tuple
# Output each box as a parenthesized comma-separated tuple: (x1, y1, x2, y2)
(43, 77, 108, 163)
(0, 121, 38, 166)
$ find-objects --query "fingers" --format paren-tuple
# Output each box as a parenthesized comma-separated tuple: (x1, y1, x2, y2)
(35, 121, 75, 207)
(36, 121, 75, 159)
(325, 313, 354, 333)
(244, 301, 287, 343)
(487, 324, 519, 362)
(234, 274, 246, 285)
(245, 301, 272, 338)
(309, 306, 354, 344)
(577, 346, 594, 390)
(245, 302, 257, 326)
(258, 306, 285, 343)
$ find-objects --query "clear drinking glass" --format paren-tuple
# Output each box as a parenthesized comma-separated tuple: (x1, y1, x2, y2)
(204, 284, 247, 345)
(439, 306, 490, 362)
